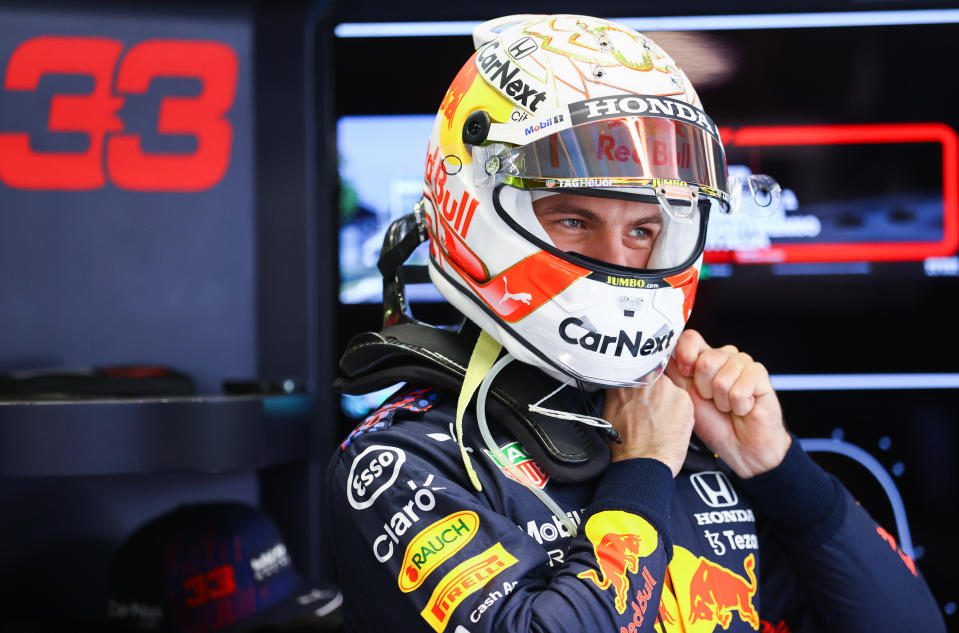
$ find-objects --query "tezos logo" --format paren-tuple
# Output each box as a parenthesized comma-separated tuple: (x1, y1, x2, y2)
(347, 445, 406, 510)
(559, 317, 674, 358)
(476, 42, 547, 113)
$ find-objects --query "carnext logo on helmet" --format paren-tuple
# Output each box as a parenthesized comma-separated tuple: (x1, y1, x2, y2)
(524, 114, 565, 136)
(568, 95, 719, 140)
(476, 42, 547, 113)
(559, 317, 674, 357)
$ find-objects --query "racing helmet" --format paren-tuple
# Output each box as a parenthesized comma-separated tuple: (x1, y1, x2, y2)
(421, 14, 730, 388)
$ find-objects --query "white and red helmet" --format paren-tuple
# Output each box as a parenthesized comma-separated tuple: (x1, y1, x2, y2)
(420, 14, 730, 388)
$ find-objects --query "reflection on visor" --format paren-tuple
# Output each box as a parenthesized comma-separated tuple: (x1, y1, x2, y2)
(509, 117, 728, 195)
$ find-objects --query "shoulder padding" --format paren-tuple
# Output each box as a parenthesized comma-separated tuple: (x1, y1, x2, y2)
(335, 322, 609, 483)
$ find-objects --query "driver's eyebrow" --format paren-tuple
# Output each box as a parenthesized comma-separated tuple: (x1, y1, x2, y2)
(534, 202, 663, 225)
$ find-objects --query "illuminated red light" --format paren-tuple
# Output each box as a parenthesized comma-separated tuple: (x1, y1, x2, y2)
(710, 123, 959, 263)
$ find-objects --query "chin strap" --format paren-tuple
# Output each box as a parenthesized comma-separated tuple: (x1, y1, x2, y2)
(456, 330, 503, 492)
(528, 382, 616, 432)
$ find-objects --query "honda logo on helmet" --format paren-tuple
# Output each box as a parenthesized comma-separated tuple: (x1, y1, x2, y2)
(568, 95, 719, 140)
(558, 317, 674, 357)
(508, 36, 538, 59)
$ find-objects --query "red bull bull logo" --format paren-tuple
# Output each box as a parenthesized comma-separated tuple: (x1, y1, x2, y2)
(440, 54, 478, 129)
(577, 511, 659, 614)
(654, 547, 759, 633)
(688, 553, 758, 629)
(760, 620, 792, 633)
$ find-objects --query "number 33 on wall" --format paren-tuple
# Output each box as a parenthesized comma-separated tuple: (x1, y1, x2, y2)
(0, 36, 238, 192)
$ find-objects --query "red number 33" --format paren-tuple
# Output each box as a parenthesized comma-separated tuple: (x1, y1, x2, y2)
(0, 36, 238, 192)
(183, 564, 238, 606)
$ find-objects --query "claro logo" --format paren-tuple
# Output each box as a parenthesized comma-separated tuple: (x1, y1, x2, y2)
(559, 317, 674, 357)
(347, 445, 406, 510)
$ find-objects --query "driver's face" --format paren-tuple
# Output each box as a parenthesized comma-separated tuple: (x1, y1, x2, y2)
(532, 193, 663, 268)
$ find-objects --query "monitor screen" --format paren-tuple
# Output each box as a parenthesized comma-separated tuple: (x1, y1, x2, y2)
(333, 17, 959, 376)
(338, 114, 437, 304)
(338, 115, 956, 302)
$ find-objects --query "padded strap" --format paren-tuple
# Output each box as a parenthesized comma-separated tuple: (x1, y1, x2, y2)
(337, 322, 610, 483)
(455, 330, 502, 491)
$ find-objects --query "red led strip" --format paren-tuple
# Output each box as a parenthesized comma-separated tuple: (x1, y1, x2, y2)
(709, 123, 959, 263)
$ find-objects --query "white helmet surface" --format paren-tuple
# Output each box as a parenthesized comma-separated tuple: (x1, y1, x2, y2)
(420, 14, 730, 388)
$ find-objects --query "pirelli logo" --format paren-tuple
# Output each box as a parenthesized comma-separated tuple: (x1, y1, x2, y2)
(420, 542, 518, 632)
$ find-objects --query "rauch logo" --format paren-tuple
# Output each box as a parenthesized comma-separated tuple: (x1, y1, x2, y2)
(398, 511, 479, 592)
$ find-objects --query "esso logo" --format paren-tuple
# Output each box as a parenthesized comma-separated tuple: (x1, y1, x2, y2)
(347, 445, 406, 510)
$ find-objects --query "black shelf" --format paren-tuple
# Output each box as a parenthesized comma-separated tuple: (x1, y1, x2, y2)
(0, 395, 315, 477)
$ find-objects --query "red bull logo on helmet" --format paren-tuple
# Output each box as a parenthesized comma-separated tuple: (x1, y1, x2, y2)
(577, 511, 659, 614)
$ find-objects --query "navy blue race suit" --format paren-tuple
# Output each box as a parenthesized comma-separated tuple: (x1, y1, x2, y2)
(326, 384, 945, 633)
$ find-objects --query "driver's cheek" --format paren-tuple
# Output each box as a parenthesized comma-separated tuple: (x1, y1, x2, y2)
(624, 246, 652, 269)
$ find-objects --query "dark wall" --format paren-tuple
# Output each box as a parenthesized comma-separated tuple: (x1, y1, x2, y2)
(0, 0, 332, 627)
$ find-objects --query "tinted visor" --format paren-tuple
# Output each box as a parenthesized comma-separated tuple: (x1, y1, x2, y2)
(511, 117, 727, 196)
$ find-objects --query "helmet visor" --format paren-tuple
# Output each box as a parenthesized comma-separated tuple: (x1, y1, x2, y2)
(494, 185, 711, 273)
(506, 117, 727, 198)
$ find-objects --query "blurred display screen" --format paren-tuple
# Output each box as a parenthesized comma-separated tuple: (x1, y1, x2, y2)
(335, 21, 959, 304)
(712, 125, 955, 263)
(338, 114, 436, 304)
(338, 117, 957, 303)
